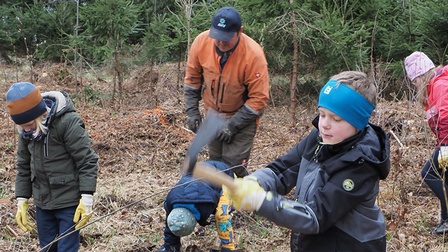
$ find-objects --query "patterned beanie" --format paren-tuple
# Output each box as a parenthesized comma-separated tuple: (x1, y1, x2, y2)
(6, 82, 47, 124)
(404, 51, 435, 81)
(167, 207, 197, 237)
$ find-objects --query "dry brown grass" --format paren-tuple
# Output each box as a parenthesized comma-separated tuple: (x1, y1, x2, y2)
(0, 62, 447, 252)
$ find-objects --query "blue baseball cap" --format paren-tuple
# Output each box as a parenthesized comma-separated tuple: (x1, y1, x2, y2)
(209, 7, 242, 42)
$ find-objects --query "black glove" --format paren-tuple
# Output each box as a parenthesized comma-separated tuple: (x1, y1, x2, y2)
(184, 84, 202, 133)
(217, 125, 236, 143)
(187, 114, 202, 133)
(217, 105, 259, 143)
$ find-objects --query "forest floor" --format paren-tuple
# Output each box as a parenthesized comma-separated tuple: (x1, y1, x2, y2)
(0, 62, 447, 252)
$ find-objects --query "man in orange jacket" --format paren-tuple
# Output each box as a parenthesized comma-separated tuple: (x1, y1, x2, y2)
(184, 6, 270, 177)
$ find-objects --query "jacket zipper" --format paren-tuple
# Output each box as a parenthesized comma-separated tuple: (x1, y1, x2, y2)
(216, 73, 222, 109)
(44, 130, 49, 157)
(39, 135, 51, 207)
(211, 80, 215, 98)
(220, 83, 225, 103)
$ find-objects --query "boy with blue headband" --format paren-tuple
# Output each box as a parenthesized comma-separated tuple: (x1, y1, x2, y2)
(225, 71, 390, 251)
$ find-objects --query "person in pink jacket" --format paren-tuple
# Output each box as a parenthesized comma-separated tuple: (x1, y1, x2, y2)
(405, 51, 448, 234)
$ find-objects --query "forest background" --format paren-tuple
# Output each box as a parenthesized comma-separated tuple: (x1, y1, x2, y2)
(1, 0, 447, 107)
(1, 0, 448, 251)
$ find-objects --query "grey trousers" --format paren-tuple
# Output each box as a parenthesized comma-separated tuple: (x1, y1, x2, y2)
(208, 122, 257, 177)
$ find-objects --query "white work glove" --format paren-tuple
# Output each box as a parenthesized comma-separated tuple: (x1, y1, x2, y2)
(16, 197, 35, 232)
(439, 146, 448, 168)
(73, 194, 93, 229)
(226, 178, 266, 211)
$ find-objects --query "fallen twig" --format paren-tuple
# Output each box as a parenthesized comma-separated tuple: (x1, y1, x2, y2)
(6, 225, 18, 237)
(389, 130, 404, 148)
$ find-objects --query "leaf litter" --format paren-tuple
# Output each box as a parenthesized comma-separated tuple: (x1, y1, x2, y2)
(0, 62, 446, 252)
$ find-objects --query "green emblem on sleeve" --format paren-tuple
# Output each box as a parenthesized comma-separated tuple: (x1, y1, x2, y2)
(342, 179, 354, 191)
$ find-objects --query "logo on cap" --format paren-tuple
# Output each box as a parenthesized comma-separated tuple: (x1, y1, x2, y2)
(218, 18, 227, 28)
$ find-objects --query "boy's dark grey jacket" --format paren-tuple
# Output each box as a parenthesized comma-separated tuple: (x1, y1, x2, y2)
(15, 91, 98, 210)
(252, 121, 390, 252)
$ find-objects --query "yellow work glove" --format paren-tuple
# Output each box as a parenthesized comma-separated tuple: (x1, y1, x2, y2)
(439, 146, 448, 168)
(227, 178, 266, 211)
(16, 197, 35, 232)
(73, 194, 93, 230)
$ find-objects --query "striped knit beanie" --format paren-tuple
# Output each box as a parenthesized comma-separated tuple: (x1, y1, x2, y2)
(6, 82, 47, 124)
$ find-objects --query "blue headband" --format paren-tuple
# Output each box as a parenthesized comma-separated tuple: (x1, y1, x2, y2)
(318, 80, 375, 130)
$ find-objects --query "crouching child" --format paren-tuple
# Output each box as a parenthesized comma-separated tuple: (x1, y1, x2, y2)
(156, 160, 237, 252)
